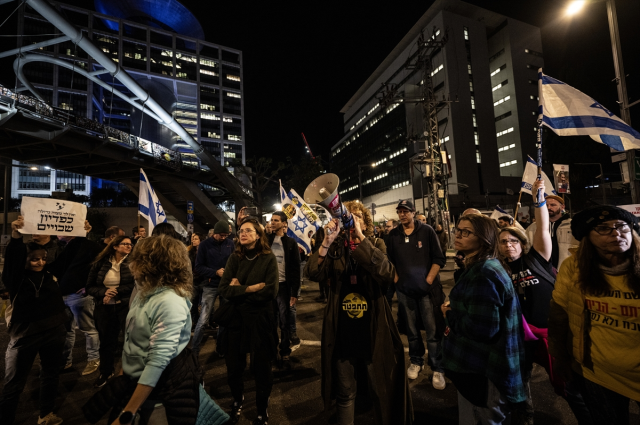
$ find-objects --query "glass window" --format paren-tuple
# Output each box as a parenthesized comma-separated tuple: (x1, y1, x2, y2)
(176, 37, 197, 53)
(124, 24, 147, 42)
(123, 40, 147, 71)
(94, 32, 119, 62)
(150, 47, 173, 76)
(57, 92, 87, 117)
(56, 170, 86, 191)
(200, 86, 219, 111)
(150, 30, 173, 48)
(60, 8, 88, 28)
(175, 52, 197, 80)
(223, 90, 241, 115)
(223, 117, 242, 141)
(23, 17, 56, 52)
(23, 61, 54, 85)
(58, 62, 88, 90)
(200, 44, 219, 59)
(93, 15, 118, 34)
(222, 65, 241, 90)
(199, 57, 219, 85)
(18, 165, 51, 190)
(221, 50, 240, 64)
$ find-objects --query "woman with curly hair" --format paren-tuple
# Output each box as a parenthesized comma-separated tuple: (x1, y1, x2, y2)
(217, 218, 279, 425)
(306, 201, 413, 425)
(441, 213, 525, 424)
(549, 205, 640, 425)
(106, 235, 228, 425)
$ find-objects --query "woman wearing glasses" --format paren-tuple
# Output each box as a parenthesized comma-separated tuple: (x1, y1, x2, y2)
(218, 218, 278, 425)
(87, 235, 135, 388)
(498, 179, 592, 425)
(549, 205, 640, 425)
(441, 213, 525, 424)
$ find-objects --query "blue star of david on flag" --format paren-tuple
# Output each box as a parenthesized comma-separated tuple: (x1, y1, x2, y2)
(293, 215, 308, 232)
(156, 201, 166, 217)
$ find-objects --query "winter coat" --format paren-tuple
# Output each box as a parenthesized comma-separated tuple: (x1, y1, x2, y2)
(267, 233, 301, 295)
(306, 236, 413, 425)
(48, 237, 101, 295)
(86, 255, 135, 305)
(525, 214, 578, 270)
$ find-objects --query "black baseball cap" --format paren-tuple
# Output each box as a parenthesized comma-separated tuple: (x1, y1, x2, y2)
(396, 200, 415, 212)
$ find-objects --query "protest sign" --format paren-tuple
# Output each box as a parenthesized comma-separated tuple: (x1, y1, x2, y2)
(20, 197, 87, 237)
(553, 164, 571, 194)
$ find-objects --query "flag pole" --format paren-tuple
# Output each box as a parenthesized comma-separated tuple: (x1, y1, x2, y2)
(514, 190, 523, 221)
(536, 124, 544, 204)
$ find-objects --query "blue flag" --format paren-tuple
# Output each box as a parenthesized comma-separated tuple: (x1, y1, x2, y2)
(139, 168, 167, 234)
(538, 69, 640, 151)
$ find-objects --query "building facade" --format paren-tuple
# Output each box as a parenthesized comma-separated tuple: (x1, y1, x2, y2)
(331, 0, 543, 220)
(11, 0, 245, 199)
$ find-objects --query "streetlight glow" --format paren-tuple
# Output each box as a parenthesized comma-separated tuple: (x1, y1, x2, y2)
(566, 0, 586, 16)
(30, 166, 37, 170)
(371, 163, 376, 167)
(273, 203, 282, 210)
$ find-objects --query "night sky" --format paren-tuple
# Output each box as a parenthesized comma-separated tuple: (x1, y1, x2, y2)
(1, 0, 639, 165)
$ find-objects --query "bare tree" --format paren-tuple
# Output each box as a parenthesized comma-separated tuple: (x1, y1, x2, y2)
(233, 157, 285, 219)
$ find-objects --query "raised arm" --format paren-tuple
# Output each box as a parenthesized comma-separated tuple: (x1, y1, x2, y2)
(532, 179, 552, 261)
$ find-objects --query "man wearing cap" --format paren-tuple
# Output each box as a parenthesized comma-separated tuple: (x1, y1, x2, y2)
(387, 200, 447, 388)
(526, 195, 578, 270)
(193, 220, 234, 357)
(267, 211, 301, 369)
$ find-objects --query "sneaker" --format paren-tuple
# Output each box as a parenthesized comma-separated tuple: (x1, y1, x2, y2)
(432, 371, 446, 390)
(407, 364, 423, 380)
(252, 414, 268, 425)
(82, 360, 100, 376)
(228, 397, 243, 424)
(290, 335, 301, 352)
(37, 412, 63, 425)
(93, 372, 114, 388)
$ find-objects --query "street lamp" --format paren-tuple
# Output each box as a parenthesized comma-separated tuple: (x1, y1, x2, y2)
(358, 163, 375, 201)
(575, 162, 606, 204)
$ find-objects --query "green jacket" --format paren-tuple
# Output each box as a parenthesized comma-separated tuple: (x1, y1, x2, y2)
(306, 236, 413, 425)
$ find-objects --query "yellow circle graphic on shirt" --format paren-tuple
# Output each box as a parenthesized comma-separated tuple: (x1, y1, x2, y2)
(342, 293, 368, 319)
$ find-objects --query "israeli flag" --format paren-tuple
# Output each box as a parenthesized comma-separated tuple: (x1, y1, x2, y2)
(279, 184, 321, 254)
(538, 69, 640, 151)
(521, 156, 556, 197)
(139, 168, 167, 234)
(490, 205, 526, 233)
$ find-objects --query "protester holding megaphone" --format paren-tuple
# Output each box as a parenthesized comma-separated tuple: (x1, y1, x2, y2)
(306, 200, 413, 425)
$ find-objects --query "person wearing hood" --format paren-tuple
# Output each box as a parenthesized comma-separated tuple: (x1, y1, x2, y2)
(525, 194, 578, 270)
(386, 200, 447, 388)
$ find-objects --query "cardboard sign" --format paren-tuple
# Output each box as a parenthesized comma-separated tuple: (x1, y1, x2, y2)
(20, 197, 87, 237)
(619, 204, 640, 218)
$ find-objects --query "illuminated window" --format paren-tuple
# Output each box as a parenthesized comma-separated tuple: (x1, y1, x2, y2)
(223, 116, 233, 123)
(226, 92, 241, 99)
(476, 152, 481, 163)
(474, 132, 479, 145)
(494, 95, 511, 106)
(500, 160, 518, 167)
(430, 64, 444, 77)
(228, 134, 242, 141)
(200, 58, 217, 67)
(470, 96, 475, 109)
(201, 69, 219, 77)
(201, 113, 220, 121)
(207, 132, 220, 138)
(226, 75, 241, 82)
(491, 64, 507, 77)
(464, 27, 469, 40)
(496, 127, 515, 137)
(201, 103, 216, 111)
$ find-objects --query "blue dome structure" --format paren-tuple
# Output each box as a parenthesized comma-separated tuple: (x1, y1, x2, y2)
(94, 0, 205, 41)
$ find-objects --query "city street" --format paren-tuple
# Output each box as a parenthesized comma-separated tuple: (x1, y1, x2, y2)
(2, 262, 633, 425)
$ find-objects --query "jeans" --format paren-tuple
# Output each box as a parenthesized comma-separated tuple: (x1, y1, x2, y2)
(0, 324, 66, 424)
(63, 293, 100, 364)
(575, 373, 638, 425)
(396, 290, 443, 371)
(94, 303, 128, 374)
(225, 328, 273, 415)
(458, 378, 510, 425)
(289, 283, 302, 335)
(275, 285, 291, 357)
(192, 286, 223, 356)
(335, 358, 379, 425)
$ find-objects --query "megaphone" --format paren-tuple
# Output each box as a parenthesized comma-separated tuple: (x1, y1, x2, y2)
(303, 173, 353, 233)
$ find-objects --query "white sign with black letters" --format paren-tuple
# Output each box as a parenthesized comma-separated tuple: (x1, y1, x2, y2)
(20, 197, 87, 237)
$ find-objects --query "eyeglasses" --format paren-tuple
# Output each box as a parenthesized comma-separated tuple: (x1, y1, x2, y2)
(499, 239, 520, 246)
(119, 243, 133, 247)
(453, 227, 475, 238)
(238, 229, 256, 235)
(593, 223, 631, 236)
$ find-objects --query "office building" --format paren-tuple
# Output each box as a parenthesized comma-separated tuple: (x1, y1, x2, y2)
(11, 0, 244, 198)
(332, 0, 543, 219)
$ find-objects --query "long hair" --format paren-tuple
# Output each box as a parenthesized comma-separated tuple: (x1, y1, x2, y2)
(93, 235, 130, 265)
(344, 200, 374, 237)
(458, 214, 503, 269)
(187, 232, 204, 252)
(576, 231, 640, 296)
(128, 235, 193, 299)
(234, 218, 271, 259)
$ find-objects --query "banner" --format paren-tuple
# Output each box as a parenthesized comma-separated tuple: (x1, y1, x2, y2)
(521, 155, 556, 196)
(139, 168, 167, 234)
(517, 206, 531, 224)
(280, 184, 322, 254)
(553, 164, 571, 194)
(20, 196, 87, 237)
(490, 205, 526, 232)
(619, 204, 640, 218)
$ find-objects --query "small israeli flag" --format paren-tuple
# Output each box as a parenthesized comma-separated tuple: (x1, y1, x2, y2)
(538, 69, 640, 151)
(521, 156, 556, 197)
(279, 183, 321, 254)
(139, 168, 167, 234)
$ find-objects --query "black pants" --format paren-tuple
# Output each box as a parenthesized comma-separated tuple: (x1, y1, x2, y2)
(318, 279, 329, 299)
(94, 302, 128, 375)
(225, 329, 273, 415)
(575, 373, 639, 425)
(0, 324, 66, 424)
(274, 285, 291, 357)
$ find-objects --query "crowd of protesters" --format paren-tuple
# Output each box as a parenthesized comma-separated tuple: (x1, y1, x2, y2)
(1, 178, 639, 425)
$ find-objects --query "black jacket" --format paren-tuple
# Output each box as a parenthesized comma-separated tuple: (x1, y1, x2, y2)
(267, 233, 301, 296)
(86, 255, 135, 305)
(49, 237, 101, 296)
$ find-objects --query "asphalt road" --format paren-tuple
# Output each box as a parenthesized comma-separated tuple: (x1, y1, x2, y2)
(0, 262, 638, 424)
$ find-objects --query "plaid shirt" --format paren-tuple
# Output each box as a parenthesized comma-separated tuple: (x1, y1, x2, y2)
(442, 258, 526, 403)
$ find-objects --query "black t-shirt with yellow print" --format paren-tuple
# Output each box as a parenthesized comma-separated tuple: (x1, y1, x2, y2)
(337, 265, 372, 361)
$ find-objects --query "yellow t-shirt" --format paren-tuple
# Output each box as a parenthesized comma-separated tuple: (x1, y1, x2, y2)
(583, 275, 640, 401)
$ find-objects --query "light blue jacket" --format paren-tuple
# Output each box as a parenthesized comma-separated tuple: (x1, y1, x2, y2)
(122, 286, 192, 387)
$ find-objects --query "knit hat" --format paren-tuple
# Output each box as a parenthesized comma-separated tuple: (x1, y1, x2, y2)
(214, 220, 230, 235)
(571, 205, 639, 241)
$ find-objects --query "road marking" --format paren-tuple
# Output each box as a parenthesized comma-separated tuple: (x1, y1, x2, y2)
(300, 340, 410, 352)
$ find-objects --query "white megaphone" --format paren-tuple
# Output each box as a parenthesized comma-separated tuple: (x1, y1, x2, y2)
(303, 173, 354, 233)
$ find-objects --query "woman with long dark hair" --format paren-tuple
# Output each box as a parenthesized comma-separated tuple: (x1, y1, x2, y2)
(86, 235, 135, 388)
(441, 213, 525, 424)
(0, 216, 67, 425)
(548, 205, 640, 425)
(218, 218, 278, 425)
